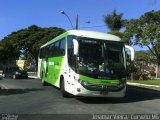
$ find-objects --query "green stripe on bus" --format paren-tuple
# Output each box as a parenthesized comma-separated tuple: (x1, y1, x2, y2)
(80, 75, 121, 86)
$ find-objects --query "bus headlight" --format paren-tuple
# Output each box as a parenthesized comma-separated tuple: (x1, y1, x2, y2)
(78, 80, 92, 86)
(83, 81, 88, 86)
(74, 75, 79, 81)
(78, 79, 82, 84)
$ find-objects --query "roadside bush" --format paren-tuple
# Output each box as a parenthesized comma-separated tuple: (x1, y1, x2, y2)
(132, 61, 156, 80)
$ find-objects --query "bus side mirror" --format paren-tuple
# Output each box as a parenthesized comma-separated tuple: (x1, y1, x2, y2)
(125, 45, 135, 61)
(73, 39, 79, 55)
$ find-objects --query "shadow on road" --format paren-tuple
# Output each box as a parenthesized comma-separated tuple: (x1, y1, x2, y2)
(0, 88, 44, 95)
(77, 85, 160, 104)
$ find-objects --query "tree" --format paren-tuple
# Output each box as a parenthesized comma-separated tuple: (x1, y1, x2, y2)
(103, 10, 129, 44)
(0, 25, 65, 70)
(125, 10, 160, 78)
(135, 50, 156, 62)
(0, 34, 20, 69)
(104, 9, 126, 31)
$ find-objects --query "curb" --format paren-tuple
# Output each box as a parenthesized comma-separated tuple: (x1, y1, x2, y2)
(127, 82, 160, 88)
(127, 82, 160, 92)
(28, 76, 38, 79)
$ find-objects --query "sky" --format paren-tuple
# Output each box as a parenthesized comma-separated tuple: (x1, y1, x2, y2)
(0, 0, 160, 50)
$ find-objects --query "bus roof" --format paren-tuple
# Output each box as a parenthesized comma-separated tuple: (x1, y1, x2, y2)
(68, 30, 121, 41)
(41, 30, 121, 48)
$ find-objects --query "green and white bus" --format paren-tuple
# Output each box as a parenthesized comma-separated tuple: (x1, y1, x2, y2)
(38, 30, 134, 97)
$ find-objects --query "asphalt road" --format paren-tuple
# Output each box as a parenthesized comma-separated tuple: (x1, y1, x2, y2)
(0, 78, 160, 120)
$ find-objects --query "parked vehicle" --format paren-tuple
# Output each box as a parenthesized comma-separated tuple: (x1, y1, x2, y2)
(2, 67, 28, 79)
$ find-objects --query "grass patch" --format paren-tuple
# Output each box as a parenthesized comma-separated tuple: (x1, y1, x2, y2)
(128, 79, 160, 86)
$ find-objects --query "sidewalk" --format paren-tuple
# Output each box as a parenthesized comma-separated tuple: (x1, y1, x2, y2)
(27, 72, 38, 79)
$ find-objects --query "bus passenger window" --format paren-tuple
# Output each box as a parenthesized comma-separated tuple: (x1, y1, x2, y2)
(60, 39, 65, 56)
(67, 36, 76, 71)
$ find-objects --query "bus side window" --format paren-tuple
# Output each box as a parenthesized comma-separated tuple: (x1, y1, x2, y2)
(45, 45, 50, 58)
(60, 39, 65, 56)
(48, 44, 54, 58)
(50, 43, 55, 57)
(67, 36, 76, 71)
(54, 41, 60, 56)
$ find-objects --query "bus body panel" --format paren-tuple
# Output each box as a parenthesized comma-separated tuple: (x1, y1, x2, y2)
(40, 56, 66, 87)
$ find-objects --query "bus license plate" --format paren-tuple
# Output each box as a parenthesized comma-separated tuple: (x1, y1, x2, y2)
(100, 91, 108, 95)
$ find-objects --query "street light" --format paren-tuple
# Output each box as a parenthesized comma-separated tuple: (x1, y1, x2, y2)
(60, 11, 74, 29)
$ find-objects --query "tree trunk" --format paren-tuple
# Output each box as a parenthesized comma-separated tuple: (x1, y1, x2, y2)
(131, 73, 134, 80)
(156, 63, 160, 78)
(156, 55, 160, 78)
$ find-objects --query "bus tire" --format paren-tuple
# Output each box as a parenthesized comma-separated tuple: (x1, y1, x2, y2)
(60, 79, 68, 97)
(42, 78, 48, 86)
(41, 72, 47, 86)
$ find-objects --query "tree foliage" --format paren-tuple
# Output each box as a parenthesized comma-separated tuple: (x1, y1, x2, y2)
(135, 50, 156, 62)
(104, 10, 129, 44)
(0, 35, 20, 60)
(0, 25, 65, 67)
(104, 9, 127, 31)
(125, 10, 160, 63)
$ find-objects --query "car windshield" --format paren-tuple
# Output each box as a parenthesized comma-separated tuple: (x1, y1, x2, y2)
(77, 37, 125, 80)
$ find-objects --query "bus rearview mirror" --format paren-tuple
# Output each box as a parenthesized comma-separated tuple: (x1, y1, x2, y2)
(125, 45, 135, 61)
(73, 39, 79, 55)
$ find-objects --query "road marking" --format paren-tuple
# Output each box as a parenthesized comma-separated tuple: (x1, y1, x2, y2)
(0, 83, 9, 90)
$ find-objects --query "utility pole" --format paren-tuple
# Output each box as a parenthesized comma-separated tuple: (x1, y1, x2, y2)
(76, 15, 78, 30)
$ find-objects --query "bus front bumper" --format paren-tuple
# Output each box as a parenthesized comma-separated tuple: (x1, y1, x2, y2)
(73, 81, 126, 97)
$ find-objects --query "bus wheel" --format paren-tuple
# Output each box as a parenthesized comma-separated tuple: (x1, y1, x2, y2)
(41, 73, 47, 86)
(60, 79, 68, 97)
(42, 78, 48, 86)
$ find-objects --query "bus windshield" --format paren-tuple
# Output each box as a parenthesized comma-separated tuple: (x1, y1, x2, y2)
(77, 37, 125, 80)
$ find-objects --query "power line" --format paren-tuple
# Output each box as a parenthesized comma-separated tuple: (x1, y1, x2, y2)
(79, 25, 106, 29)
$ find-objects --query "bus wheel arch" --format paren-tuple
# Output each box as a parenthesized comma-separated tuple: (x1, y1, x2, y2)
(41, 71, 47, 86)
(41, 71, 44, 79)
(60, 75, 69, 97)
